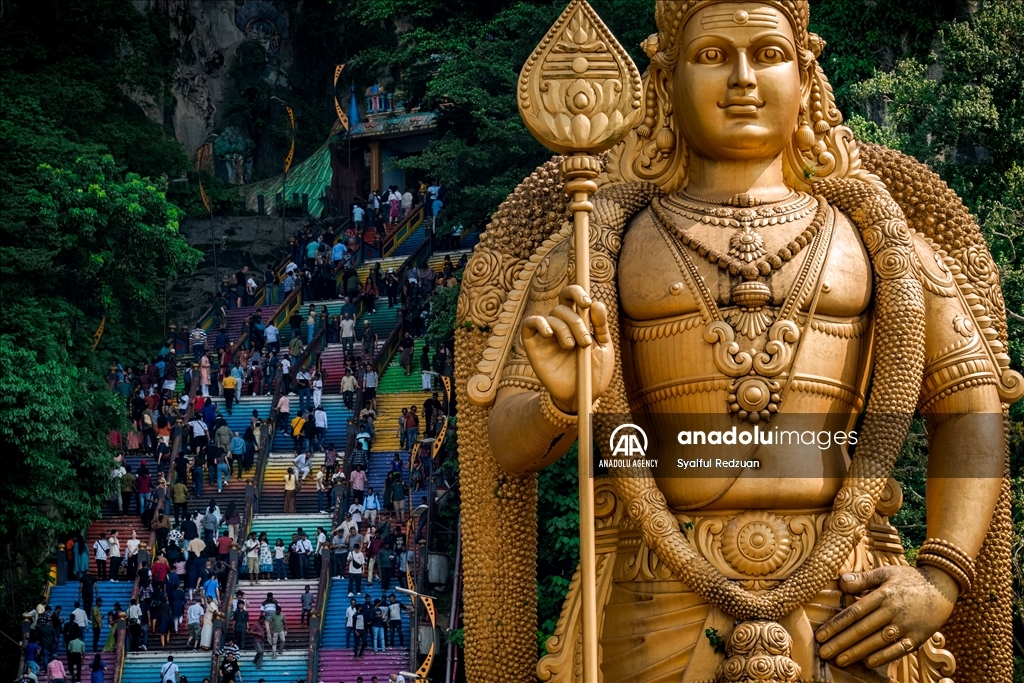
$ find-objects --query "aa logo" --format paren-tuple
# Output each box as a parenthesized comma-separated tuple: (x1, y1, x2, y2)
(609, 424, 648, 458)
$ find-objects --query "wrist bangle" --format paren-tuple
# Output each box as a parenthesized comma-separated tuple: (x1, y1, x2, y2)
(917, 538, 976, 596)
(539, 391, 577, 431)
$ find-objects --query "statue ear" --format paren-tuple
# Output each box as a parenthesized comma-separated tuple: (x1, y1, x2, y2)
(653, 66, 673, 118)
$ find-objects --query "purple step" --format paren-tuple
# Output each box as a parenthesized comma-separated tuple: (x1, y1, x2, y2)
(318, 648, 410, 683)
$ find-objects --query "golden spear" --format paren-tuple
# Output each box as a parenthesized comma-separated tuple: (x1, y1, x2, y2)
(517, 2, 643, 678)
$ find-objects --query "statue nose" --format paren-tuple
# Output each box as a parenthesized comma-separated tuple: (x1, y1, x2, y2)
(730, 51, 756, 89)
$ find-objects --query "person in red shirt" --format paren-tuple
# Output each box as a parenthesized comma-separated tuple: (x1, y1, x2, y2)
(216, 531, 233, 562)
(151, 555, 170, 585)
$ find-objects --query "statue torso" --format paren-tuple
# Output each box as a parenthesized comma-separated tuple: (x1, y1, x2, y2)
(617, 198, 874, 510)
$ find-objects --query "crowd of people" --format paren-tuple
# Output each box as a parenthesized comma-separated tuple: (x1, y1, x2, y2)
(24, 189, 465, 683)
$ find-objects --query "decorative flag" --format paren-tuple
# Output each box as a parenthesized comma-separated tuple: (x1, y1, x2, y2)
(283, 105, 296, 174)
(334, 64, 349, 131)
(196, 146, 211, 213)
(92, 317, 106, 350)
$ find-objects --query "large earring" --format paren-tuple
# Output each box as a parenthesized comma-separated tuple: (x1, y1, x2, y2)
(652, 68, 676, 158)
(657, 100, 676, 157)
(796, 103, 815, 150)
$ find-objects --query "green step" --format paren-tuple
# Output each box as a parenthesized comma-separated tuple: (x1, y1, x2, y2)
(377, 338, 428, 393)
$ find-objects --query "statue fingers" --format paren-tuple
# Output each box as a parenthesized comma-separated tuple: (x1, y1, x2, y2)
(522, 316, 555, 342)
(832, 625, 902, 668)
(839, 568, 892, 595)
(590, 302, 612, 345)
(550, 305, 593, 348)
(866, 636, 918, 668)
(558, 285, 592, 310)
(817, 606, 891, 661)
(545, 316, 578, 351)
(816, 588, 886, 645)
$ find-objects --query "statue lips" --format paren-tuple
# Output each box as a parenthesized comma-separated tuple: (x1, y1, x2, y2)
(717, 95, 765, 115)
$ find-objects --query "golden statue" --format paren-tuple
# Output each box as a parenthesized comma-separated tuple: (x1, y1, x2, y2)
(454, 2, 1022, 682)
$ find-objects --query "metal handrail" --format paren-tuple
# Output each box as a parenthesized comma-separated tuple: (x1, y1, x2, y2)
(379, 204, 426, 259)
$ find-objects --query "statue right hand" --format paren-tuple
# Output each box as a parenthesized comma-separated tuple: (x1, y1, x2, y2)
(522, 285, 615, 413)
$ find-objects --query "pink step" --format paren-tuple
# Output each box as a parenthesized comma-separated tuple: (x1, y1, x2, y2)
(318, 648, 410, 683)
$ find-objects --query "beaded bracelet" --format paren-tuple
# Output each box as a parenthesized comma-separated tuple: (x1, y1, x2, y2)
(917, 538, 976, 595)
(538, 390, 577, 431)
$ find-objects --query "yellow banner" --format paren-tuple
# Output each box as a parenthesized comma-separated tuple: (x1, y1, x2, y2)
(92, 317, 106, 351)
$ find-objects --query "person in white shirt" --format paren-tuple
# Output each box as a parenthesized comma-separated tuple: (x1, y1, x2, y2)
(311, 375, 323, 410)
(345, 599, 359, 648)
(293, 452, 313, 480)
(348, 502, 364, 527)
(313, 406, 328, 452)
(246, 276, 257, 305)
(243, 534, 261, 585)
(159, 656, 178, 683)
(189, 418, 209, 452)
(347, 548, 366, 596)
(339, 314, 356, 355)
(92, 536, 109, 581)
(71, 603, 88, 629)
(107, 531, 122, 582)
(186, 601, 205, 649)
(401, 189, 413, 218)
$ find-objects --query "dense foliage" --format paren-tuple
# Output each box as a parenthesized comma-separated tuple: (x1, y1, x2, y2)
(0, 0, 199, 666)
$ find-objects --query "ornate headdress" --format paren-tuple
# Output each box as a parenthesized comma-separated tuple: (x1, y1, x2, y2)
(653, 0, 815, 60)
(605, 0, 878, 193)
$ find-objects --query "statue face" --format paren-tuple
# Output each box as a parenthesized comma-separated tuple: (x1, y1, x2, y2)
(671, 3, 803, 162)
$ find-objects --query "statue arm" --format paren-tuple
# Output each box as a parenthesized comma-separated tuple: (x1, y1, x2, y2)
(915, 234, 1004, 564)
(817, 235, 1005, 666)
(917, 234, 1004, 565)
(489, 386, 578, 476)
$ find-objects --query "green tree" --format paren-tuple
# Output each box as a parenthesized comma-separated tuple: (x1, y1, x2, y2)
(0, 153, 200, 670)
(536, 446, 580, 652)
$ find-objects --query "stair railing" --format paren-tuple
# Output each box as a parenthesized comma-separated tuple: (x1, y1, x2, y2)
(379, 204, 426, 259)
(308, 399, 351, 683)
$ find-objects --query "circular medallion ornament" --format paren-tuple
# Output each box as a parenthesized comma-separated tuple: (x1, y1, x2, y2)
(722, 511, 792, 576)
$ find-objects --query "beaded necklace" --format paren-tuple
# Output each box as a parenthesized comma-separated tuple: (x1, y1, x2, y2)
(650, 192, 830, 340)
(651, 192, 829, 281)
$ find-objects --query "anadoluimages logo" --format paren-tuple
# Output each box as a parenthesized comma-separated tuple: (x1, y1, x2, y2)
(609, 424, 648, 458)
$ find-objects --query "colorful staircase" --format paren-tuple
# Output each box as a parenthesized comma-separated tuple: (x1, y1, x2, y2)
(248, 514, 331, 578)
(376, 338, 429, 395)
(231, 579, 319, 651)
(236, 649, 306, 683)
(258, 456, 331, 516)
(45, 582, 133, 654)
(120, 651, 210, 683)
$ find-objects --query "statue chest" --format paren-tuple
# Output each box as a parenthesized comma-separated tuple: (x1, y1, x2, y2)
(617, 206, 872, 321)
(615, 206, 874, 421)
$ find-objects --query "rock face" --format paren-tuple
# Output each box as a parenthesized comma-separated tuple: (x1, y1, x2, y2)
(166, 215, 306, 328)
(131, 0, 294, 179)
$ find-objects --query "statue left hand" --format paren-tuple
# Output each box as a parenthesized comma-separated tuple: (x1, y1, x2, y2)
(815, 565, 959, 669)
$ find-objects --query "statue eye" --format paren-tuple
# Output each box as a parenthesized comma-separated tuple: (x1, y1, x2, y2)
(696, 48, 726, 65)
(757, 47, 786, 63)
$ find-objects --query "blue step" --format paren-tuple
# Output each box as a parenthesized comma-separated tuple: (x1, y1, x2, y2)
(391, 224, 427, 257)
(46, 580, 134, 654)
(319, 578, 411, 650)
(365, 450, 410, 496)
(121, 652, 210, 683)
(201, 395, 353, 455)
(235, 650, 306, 683)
